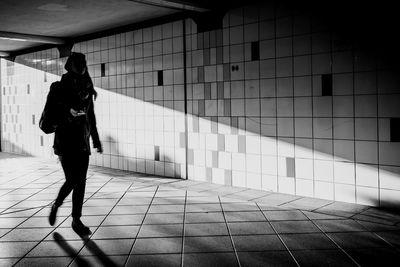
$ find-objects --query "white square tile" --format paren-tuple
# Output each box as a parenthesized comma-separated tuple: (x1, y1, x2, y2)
(232, 153, 246, 171)
(355, 95, 377, 117)
(277, 118, 294, 137)
(295, 158, 313, 179)
(334, 161, 355, 184)
(333, 118, 354, 140)
(294, 97, 312, 117)
(296, 179, 314, 197)
(314, 160, 333, 182)
(262, 155, 278, 175)
(246, 154, 261, 174)
(379, 142, 400, 166)
(355, 118, 377, 141)
(278, 176, 295, 194)
(232, 170, 246, 187)
(315, 181, 334, 200)
(277, 138, 294, 157)
(334, 184, 355, 203)
(356, 163, 378, 187)
(333, 140, 354, 161)
(313, 97, 332, 117)
(295, 118, 312, 138)
(277, 98, 293, 117)
(356, 186, 379, 206)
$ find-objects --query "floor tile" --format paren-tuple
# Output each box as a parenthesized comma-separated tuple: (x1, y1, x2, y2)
(79, 239, 135, 255)
(224, 211, 266, 222)
(185, 212, 225, 223)
(0, 241, 37, 257)
(280, 233, 338, 250)
(102, 214, 144, 226)
(221, 202, 260, 211)
(185, 203, 222, 213)
(183, 253, 238, 267)
(26, 240, 84, 257)
(238, 251, 298, 267)
(91, 225, 140, 239)
(185, 223, 228, 236)
(228, 221, 275, 235)
(184, 236, 233, 252)
(0, 217, 27, 228)
(313, 219, 367, 232)
(232, 235, 285, 251)
(126, 253, 181, 267)
(291, 249, 357, 267)
(271, 221, 321, 234)
(264, 210, 309, 221)
(327, 232, 391, 248)
(132, 237, 182, 254)
(346, 248, 400, 266)
(0, 258, 19, 267)
(147, 204, 184, 214)
(16, 256, 73, 267)
(143, 213, 184, 224)
(375, 230, 400, 248)
(151, 197, 185, 205)
(138, 224, 183, 237)
(1, 227, 53, 241)
(70, 255, 127, 267)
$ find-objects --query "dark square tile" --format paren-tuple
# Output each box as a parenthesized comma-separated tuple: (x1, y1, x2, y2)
(102, 214, 144, 226)
(327, 232, 391, 248)
(183, 253, 238, 267)
(184, 236, 233, 252)
(233, 235, 285, 251)
(27, 240, 84, 257)
(238, 251, 298, 267)
(313, 219, 366, 232)
(70, 255, 127, 267)
(110, 205, 149, 215)
(224, 211, 266, 222)
(1, 227, 53, 241)
(91, 225, 139, 239)
(280, 233, 337, 250)
(346, 248, 400, 267)
(143, 213, 184, 224)
(228, 221, 275, 235)
(138, 224, 183, 237)
(132, 237, 182, 254)
(80, 239, 135, 255)
(126, 254, 181, 267)
(271, 221, 321, 234)
(185, 212, 225, 223)
(185, 223, 228, 236)
(292, 249, 357, 267)
(264, 210, 308, 221)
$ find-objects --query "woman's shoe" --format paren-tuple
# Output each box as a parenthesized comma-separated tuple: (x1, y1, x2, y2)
(72, 218, 91, 235)
(49, 204, 58, 226)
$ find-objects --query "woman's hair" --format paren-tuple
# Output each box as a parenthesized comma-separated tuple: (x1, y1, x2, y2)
(64, 52, 87, 73)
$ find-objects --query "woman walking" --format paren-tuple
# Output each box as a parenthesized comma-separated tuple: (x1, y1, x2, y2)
(48, 52, 102, 235)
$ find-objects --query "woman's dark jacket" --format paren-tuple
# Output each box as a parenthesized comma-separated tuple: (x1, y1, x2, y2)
(52, 72, 101, 156)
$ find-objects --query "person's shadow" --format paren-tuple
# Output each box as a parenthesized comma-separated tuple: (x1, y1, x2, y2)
(53, 232, 118, 267)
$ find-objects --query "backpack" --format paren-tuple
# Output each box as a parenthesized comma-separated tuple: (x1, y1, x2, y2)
(39, 81, 61, 134)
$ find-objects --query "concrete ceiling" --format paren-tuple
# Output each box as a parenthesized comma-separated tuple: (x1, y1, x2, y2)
(0, 0, 226, 57)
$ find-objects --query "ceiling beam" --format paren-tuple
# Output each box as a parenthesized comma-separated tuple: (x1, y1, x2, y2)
(0, 31, 66, 45)
(128, 0, 209, 12)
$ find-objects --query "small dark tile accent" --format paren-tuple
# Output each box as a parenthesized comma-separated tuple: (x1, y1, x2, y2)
(238, 135, 246, 153)
(216, 47, 223, 64)
(224, 100, 231, 116)
(101, 63, 106, 77)
(204, 83, 211, 100)
(223, 64, 231, 81)
(154, 146, 160, 161)
(212, 151, 219, 168)
(286, 157, 295, 177)
(198, 67, 205, 83)
(32, 114, 35, 125)
(390, 118, 400, 142)
(40, 136, 44, 146)
(193, 116, 199, 132)
(231, 117, 238, 134)
(204, 49, 210, 65)
(321, 74, 332, 96)
(217, 82, 224, 99)
(158, 70, 164, 86)
(44, 72, 47, 82)
(198, 100, 205, 117)
(180, 132, 186, 148)
(251, 41, 260, 61)
(27, 84, 30, 94)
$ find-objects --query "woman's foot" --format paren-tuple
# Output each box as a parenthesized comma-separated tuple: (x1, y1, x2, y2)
(49, 204, 58, 226)
(72, 218, 91, 235)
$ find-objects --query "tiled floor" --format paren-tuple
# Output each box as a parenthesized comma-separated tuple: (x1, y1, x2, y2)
(1, 153, 400, 266)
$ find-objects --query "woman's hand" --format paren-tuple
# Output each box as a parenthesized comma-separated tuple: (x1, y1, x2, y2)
(96, 146, 103, 154)
(70, 108, 85, 117)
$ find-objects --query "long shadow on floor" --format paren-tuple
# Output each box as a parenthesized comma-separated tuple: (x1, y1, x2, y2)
(53, 232, 118, 267)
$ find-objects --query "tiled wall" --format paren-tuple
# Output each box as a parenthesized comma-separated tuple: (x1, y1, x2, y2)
(1, 2, 400, 207)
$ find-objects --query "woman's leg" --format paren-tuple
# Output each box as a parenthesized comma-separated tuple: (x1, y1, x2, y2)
(54, 155, 76, 207)
(71, 154, 89, 219)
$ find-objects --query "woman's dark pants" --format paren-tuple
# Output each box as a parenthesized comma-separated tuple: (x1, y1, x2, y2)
(54, 153, 89, 219)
